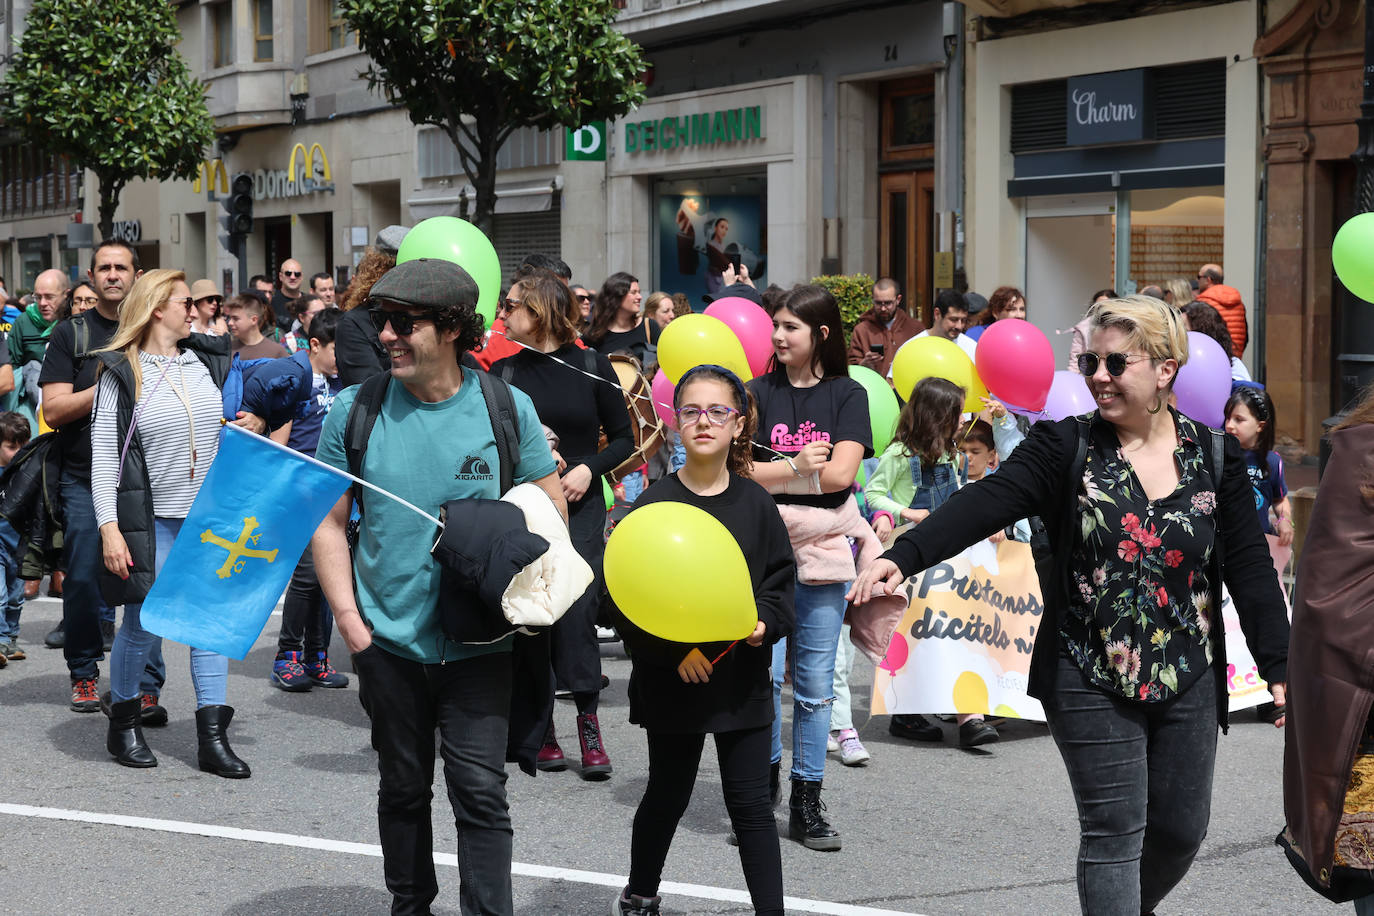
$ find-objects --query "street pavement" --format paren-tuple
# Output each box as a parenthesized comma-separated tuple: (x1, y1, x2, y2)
(0, 590, 1347, 915)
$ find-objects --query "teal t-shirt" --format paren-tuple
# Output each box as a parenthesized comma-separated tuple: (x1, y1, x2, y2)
(316, 368, 557, 664)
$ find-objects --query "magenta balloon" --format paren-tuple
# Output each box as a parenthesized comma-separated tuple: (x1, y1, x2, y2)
(1043, 370, 1096, 421)
(879, 632, 910, 675)
(1174, 331, 1231, 428)
(974, 318, 1055, 411)
(704, 297, 775, 378)
(651, 369, 678, 431)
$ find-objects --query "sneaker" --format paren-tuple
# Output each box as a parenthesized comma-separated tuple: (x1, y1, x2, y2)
(0, 639, 25, 661)
(140, 693, 169, 727)
(44, 622, 64, 649)
(270, 651, 313, 692)
(889, 713, 943, 742)
(595, 625, 618, 642)
(100, 619, 115, 652)
(304, 652, 349, 688)
(827, 731, 840, 753)
(611, 888, 661, 915)
(71, 677, 101, 712)
(958, 718, 999, 748)
(835, 728, 871, 766)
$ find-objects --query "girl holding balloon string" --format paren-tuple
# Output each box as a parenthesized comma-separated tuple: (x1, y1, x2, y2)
(611, 364, 794, 916)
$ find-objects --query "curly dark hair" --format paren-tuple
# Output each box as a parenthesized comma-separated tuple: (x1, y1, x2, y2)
(980, 286, 1025, 326)
(1181, 300, 1237, 359)
(673, 364, 758, 478)
(427, 299, 487, 357)
(341, 248, 397, 312)
(894, 376, 965, 466)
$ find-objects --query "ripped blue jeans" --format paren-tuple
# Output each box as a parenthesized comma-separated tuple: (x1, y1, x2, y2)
(771, 579, 848, 782)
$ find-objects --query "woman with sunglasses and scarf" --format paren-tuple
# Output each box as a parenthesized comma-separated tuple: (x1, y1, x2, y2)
(851, 295, 1290, 916)
(91, 270, 273, 776)
(490, 271, 634, 780)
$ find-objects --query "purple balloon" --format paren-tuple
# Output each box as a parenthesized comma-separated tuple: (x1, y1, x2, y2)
(1042, 370, 1096, 421)
(1174, 331, 1231, 428)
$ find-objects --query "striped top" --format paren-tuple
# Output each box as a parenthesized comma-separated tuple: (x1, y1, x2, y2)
(92, 350, 224, 527)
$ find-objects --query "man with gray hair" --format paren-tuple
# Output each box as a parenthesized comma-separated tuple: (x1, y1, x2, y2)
(10, 268, 65, 407)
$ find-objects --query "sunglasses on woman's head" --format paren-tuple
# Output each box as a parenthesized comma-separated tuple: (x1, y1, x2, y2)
(1077, 352, 1150, 377)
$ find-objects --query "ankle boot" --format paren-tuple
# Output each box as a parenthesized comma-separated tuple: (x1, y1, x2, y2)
(769, 760, 781, 807)
(196, 705, 251, 779)
(576, 712, 612, 781)
(537, 720, 567, 772)
(788, 778, 841, 851)
(107, 698, 157, 768)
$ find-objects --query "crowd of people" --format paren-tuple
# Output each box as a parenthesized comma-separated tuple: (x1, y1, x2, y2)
(0, 233, 1350, 916)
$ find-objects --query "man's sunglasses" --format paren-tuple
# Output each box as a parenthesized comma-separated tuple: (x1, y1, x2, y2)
(282, 270, 303, 278)
(368, 307, 431, 336)
(1076, 352, 1150, 377)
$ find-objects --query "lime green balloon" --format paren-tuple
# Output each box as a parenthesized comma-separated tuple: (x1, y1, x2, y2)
(396, 216, 502, 326)
(603, 477, 614, 511)
(1333, 212, 1374, 303)
(604, 501, 757, 643)
(848, 364, 899, 454)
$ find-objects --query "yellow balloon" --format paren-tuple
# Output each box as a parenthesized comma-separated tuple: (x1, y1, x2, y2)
(604, 501, 756, 642)
(952, 670, 990, 715)
(657, 313, 753, 384)
(37, 405, 52, 436)
(891, 336, 989, 413)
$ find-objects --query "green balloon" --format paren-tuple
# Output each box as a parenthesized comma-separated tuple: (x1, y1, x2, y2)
(1333, 212, 1374, 303)
(848, 365, 900, 454)
(603, 477, 614, 511)
(396, 217, 502, 326)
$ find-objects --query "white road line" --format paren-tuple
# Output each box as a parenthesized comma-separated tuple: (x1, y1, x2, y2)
(0, 803, 921, 915)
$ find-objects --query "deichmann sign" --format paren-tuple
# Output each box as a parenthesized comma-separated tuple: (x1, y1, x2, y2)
(252, 143, 336, 200)
(1065, 69, 1152, 146)
(623, 106, 764, 154)
(566, 122, 607, 161)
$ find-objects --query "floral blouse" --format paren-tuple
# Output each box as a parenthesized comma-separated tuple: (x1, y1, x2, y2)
(1062, 411, 1218, 702)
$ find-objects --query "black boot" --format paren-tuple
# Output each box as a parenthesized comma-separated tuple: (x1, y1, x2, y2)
(769, 760, 781, 807)
(789, 778, 841, 851)
(196, 705, 251, 779)
(107, 698, 157, 768)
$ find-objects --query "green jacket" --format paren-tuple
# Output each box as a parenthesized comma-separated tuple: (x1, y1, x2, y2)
(8, 304, 54, 366)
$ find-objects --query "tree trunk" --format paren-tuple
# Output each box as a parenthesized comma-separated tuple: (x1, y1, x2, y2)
(468, 117, 502, 238)
(96, 174, 123, 242)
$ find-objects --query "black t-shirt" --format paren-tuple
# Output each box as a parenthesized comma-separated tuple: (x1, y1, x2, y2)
(490, 343, 634, 511)
(39, 309, 120, 481)
(587, 319, 660, 365)
(269, 291, 299, 332)
(747, 370, 873, 509)
(617, 473, 795, 734)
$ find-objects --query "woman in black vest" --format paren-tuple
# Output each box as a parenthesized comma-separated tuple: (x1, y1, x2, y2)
(91, 269, 268, 777)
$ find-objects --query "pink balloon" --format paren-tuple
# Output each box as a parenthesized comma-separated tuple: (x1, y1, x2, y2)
(1042, 370, 1096, 421)
(1174, 331, 1231, 428)
(974, 318, 1054, 411)
(705, 297, 775, 378)
(878, 632, 910, 675)
(651, 369, 677, 430)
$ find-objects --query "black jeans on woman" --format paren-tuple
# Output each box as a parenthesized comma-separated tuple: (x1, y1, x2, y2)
(278, 547, 333, 656)
(629, 725, 783, 915)
(1043, 651, 1218, 916)
(552, 495, 605, 714)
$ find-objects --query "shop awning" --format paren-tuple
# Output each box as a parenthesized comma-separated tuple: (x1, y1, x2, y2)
(1007, 137, 1223, 197)
(963, 0, 1113, 17)
(406, 177, 563, 220)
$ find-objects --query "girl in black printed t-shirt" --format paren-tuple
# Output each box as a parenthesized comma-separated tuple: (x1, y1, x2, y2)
(745, 285, 872, 852)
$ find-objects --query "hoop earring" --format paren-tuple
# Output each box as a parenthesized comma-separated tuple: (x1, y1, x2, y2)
(1147, 393, 1164, 415)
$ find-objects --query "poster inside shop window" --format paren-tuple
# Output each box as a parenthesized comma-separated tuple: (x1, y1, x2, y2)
(657, 194, 766, 307)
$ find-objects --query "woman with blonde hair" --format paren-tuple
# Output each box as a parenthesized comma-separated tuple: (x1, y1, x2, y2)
(1161, 277, 1194, 308)
(92, 269, 274, 777)
(852, 294, 1290, 916)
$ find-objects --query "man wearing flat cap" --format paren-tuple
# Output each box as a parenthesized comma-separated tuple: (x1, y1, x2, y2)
(312, 258, 566, 915)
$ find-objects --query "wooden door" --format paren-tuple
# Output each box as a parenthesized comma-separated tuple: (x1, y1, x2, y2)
(879, 169, 934, 325)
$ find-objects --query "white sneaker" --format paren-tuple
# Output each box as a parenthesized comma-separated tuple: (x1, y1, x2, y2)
(595, 626, 618, 642)
(836, 728, 871, 766)
(827, 730, 841, 753)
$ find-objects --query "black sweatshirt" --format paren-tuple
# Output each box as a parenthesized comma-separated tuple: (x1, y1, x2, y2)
(616, 473, 796, 734)
(491, 343, 635, 497)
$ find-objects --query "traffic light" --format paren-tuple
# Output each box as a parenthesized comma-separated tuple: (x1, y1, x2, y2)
(228, 172, 253, 235)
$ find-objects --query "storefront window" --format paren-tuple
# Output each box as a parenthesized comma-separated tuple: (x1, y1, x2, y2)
(652, 174, 767, 308)
(17, 237, 49, 292)
(1125, 187, 1224, 297)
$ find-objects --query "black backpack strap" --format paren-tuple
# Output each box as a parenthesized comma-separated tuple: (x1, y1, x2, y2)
(499, 362, 515, 385)
(1208, 427, 1225, 489)
(343, 372, 391, 513)
(477, 370, 520, 495)
(584, 347, 598, 375)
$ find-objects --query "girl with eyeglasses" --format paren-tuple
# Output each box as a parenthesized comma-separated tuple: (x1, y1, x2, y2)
(612, 365, 793, 916)
(851, 294, 1290, 916)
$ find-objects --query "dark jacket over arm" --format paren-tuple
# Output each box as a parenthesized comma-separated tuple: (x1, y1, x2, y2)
(335, 307, 388, 388)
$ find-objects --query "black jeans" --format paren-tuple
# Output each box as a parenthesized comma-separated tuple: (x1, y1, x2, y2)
(629, 725, 783, 915)
(354, 644, 514, 916)
(277, 547, 333, 655)
(1043, 652, 1218, 916)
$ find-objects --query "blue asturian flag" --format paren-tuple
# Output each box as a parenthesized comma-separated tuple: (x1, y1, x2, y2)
(140, 424, 351, 660)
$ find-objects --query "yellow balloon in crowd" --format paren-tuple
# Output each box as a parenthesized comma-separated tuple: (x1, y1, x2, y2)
(891, 336, 989, 413)
(656, 313, 753, 384)
(604, 501, 757, 643)
(36, 405, 52, 436)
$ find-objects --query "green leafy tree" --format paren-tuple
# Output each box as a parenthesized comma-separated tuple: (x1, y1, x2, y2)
(343, 0, 647, 235)
(811, 273, 876, 347)
(1, 0, 215, 241)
